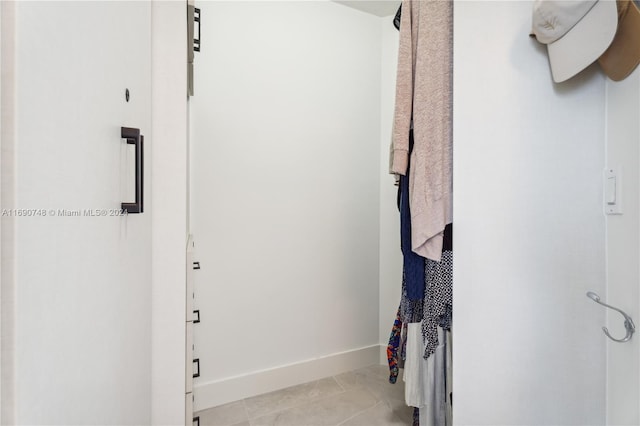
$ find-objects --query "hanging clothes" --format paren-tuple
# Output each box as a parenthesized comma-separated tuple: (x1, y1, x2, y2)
(386, 306, 420, 426)
(390, 0, 454, 262)
(393, 4, 402, 31)
(444, 330, 453, 426)
(422, 250, 453, 359)
(386, 306, 403, 384)
(402, 252, 453, 424)
(417, 327, 448, 426)
(404, 323, 426, 408)
(399, 130, 426, 301)
(388, 3, 454, 425)
(442, 223, 453, 252)
(404, 324, 448, 426)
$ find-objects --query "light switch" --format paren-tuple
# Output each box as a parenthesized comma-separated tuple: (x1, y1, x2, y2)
(605, 168, 622, 215)
(606, 176, 616, 205)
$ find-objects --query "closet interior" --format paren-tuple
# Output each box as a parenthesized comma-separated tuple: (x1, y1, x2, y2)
(187, 0, 448, 422)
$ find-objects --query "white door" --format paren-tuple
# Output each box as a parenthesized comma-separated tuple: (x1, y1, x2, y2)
(454, 2, 608, 424)
(605, 68, 640, 425)
(4, 2, 152, 424)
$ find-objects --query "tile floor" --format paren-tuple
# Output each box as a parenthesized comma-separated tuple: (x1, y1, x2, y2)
(195, 364, 414, 426)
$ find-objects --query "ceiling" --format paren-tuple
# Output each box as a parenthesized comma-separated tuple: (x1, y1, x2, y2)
(333, 1, 400, 17)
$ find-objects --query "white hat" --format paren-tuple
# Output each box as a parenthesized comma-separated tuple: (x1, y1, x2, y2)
(531, 0, 618, 82)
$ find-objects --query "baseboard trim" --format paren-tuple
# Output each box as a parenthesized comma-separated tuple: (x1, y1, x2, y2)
(194, 344, 382, 411)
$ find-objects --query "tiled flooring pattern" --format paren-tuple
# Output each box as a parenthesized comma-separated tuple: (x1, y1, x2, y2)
(195, 364, 414, 426)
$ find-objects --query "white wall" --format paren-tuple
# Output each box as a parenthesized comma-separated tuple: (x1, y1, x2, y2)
(453, 2, 606, 425)
(190, 1, 385, 409)
(605, 68, 640, 425)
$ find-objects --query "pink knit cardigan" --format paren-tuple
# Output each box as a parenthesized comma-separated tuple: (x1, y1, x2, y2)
(390, 0, 453, 262)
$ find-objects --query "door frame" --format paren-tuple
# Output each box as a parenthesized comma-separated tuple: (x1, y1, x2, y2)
(149, 1, 189, 424)
(1, 2, 16, 423)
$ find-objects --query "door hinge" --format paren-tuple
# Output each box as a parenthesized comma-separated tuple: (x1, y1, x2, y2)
(194, 8, 201, 52)
(187, 3, 200, 97)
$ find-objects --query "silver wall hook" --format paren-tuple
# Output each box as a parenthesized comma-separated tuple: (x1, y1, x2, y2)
(586, 291, 635, 343)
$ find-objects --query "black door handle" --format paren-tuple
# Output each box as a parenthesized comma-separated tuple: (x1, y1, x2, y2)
(121, 127, 144, 214)
(193, 358, 200, 378)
